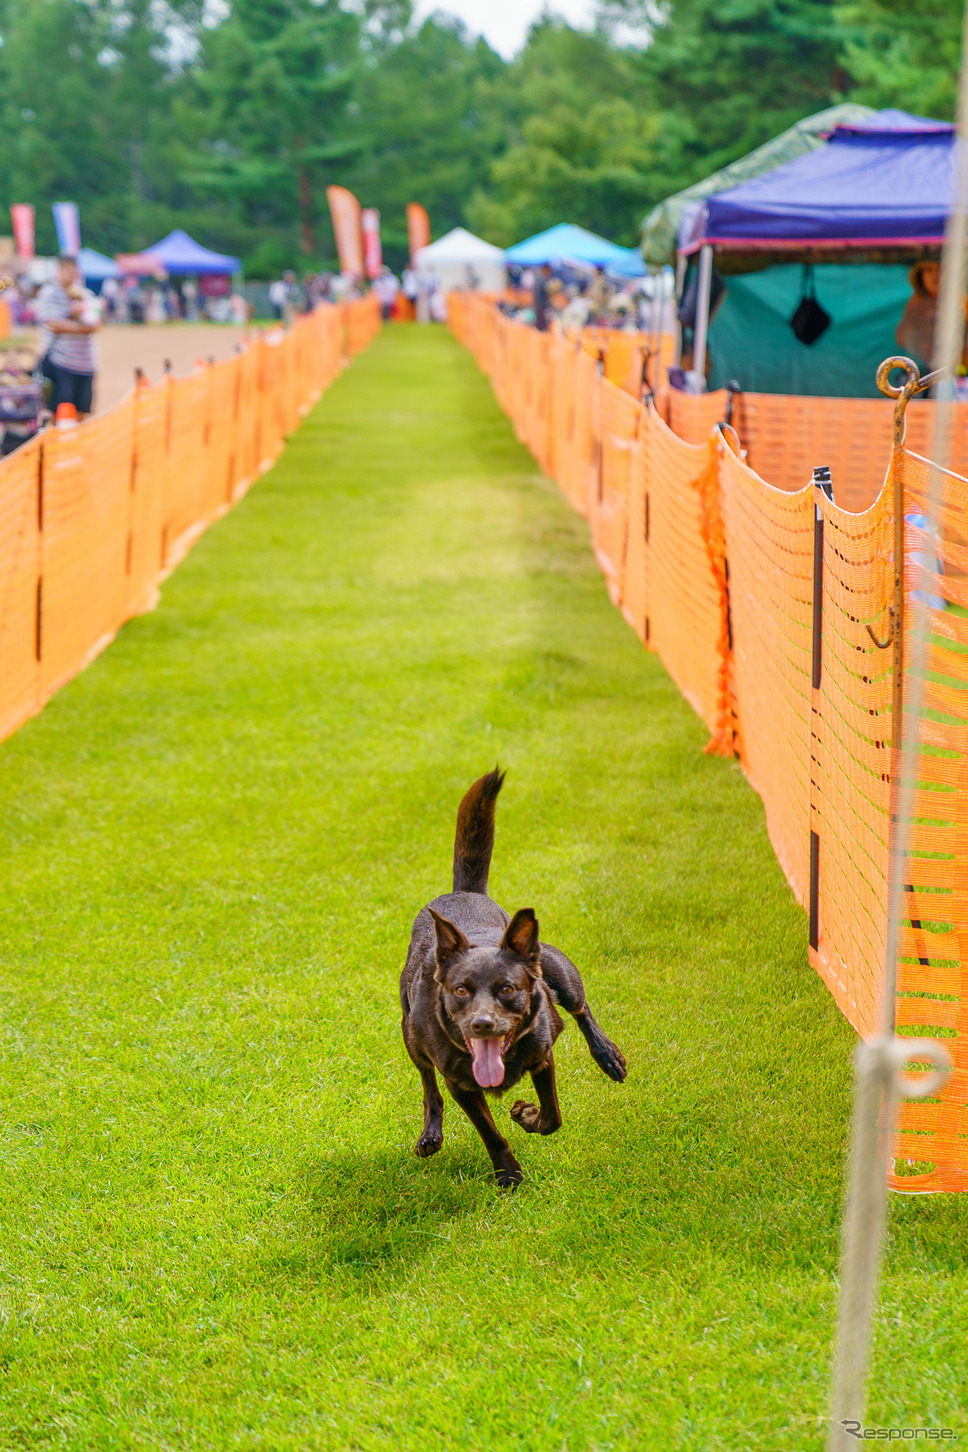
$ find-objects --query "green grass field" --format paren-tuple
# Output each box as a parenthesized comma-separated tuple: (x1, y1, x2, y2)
(0, 326, 965, 1449)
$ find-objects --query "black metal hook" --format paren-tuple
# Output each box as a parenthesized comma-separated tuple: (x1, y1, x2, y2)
(866, 607, 895, 650)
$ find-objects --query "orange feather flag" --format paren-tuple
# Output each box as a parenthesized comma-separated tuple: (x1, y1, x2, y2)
(326, 186, 364, 277)
(406, 203, 431, 264)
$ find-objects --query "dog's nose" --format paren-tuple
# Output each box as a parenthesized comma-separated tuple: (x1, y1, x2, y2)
(471, 1016, 495, 1035)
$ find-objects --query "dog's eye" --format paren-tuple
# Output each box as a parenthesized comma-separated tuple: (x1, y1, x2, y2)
(453, 986, 469, 998)
(499, 984, 515, 996)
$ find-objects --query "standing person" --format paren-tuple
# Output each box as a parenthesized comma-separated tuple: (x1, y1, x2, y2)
(282, 269, 298, 325)
(127, 278, 145, 324)
(37, 255, 100, 420)
(146, 286, 166, 324)
(532, 264, 552, 332)
(429, 279, 448, 323)
(896, 260, 946, 372)
(588, 266, 611, 323)
(374, 266, 399, 320)
(100, 275, 120, 322)
(305, 272, 324, 310)
(268, 276, 286, 320)
(401, 265, 419, 321)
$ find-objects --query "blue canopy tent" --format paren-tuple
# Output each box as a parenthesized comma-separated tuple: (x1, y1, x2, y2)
(78, 247, 122, 287)
(679, 111, 955, 395)
(607, 246, 650, 280)
(683, 111, 954, 256)
(140, 229, 241, 275)
(505, 223, 645, 275)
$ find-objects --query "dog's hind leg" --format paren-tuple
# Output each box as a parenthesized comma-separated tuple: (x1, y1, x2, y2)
(414, 1062, 445, 1159)
(539, 943, 628, 1083)
(445, 1081, 523, 1188)
(511, 1055, 562, 1136)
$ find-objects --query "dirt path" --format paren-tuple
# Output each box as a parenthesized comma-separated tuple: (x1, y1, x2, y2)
(7, 321, 249, 414)
(95, 322, 249, 412)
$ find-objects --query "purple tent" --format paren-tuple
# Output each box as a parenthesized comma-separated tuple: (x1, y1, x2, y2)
(682, 111, 955, 255)
(140, 228, 241, 275)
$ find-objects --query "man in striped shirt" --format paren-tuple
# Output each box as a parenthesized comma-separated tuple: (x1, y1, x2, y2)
(37, 255, 100, 418)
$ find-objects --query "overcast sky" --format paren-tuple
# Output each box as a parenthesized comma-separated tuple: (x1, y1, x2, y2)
(412, 0, 599, 58)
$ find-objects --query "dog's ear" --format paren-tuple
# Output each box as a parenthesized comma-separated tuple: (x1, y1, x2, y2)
(429, 908, 470, 982)
(501, 908, 541, 974)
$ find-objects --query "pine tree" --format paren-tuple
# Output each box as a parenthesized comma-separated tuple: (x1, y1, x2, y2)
(0, 0, 203, 253)
(603, 0, 847, 185)
(465, 20, 673, 245)
(833, 0, 961, 116)
(0, 0, 120, 249)
(189, 0, 362, 256)
(349, 17, 505, 259)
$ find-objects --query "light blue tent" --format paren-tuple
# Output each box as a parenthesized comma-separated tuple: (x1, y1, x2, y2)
(607, 247, 649, 279)
(505, 223, 644, 274)
(78, 247, 122, 282)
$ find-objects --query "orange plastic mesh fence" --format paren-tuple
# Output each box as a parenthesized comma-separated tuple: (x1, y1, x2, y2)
(548, 334, 599, 516)
(577, 327, 677, 396)
(0, 435, 43, 740)
(628, 408, 730, 744)
(664, 388, 968, 513)
(449, 291, 968, 1193)
(718, 443, 814, 904)
(593, 376, 642, 605)
(808, 471, 894, 1041)
(0, 297, 380, 746)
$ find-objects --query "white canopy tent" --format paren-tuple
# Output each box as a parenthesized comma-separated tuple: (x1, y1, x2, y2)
(414, 227, 506, 293)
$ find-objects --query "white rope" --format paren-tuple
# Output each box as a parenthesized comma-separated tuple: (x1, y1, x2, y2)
(826, 13, 968, 1443)
(827, 1039, 951, 1450)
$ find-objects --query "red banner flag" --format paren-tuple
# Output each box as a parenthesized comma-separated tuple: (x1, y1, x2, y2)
(406, 204, 431, 264)
(326, 186, 364, 278)
(361, 208, 382, 280)
(10, 204, 35, 260)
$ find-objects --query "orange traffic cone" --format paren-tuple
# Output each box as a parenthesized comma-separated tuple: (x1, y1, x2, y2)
(55, 402, 79, 428)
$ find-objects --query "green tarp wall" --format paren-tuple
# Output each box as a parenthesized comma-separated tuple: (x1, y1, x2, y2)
(707, 263, 912, 398)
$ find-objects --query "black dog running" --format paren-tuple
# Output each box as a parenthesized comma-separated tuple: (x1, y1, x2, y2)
(399, 768, 627, 1187)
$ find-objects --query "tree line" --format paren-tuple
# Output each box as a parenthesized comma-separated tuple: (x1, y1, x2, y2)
(0, 0, 960, 275)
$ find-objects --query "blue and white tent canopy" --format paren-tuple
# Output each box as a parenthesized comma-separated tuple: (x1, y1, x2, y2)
(505, 223, 645, 275)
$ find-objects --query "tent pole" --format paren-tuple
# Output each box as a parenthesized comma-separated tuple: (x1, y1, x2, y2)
(649, 268, 661, 390)
(673, 253, 687, 366)
(691, 245, 713, 391)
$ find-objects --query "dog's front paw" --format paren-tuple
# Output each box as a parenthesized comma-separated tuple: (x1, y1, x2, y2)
(415, 1129, 443, 1158)
(593, 1037, 628, 1083)
(510, 1100, 542, 1133)
(495, 1165, 523, 1190)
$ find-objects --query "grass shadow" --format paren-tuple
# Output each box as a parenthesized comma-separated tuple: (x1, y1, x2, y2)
(284, 1142, 501, 1287)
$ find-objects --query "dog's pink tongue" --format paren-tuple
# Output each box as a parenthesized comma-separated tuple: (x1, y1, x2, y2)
(469, 1036, 505, 1088)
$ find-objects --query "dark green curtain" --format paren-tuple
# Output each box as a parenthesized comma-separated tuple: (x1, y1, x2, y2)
(707, 262, 913, 397)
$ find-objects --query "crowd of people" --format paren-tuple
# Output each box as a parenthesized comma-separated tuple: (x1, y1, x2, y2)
(0, 253, 481, 458)
(266, 265, 448, 324)
(0, 256, 258, 455)
(267, 269, 346, 320)
(5, 274, 251, 329)
(506, 264, 658, 334)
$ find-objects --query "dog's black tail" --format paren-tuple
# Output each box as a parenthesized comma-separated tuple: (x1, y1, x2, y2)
(452, 767, 506, 894)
